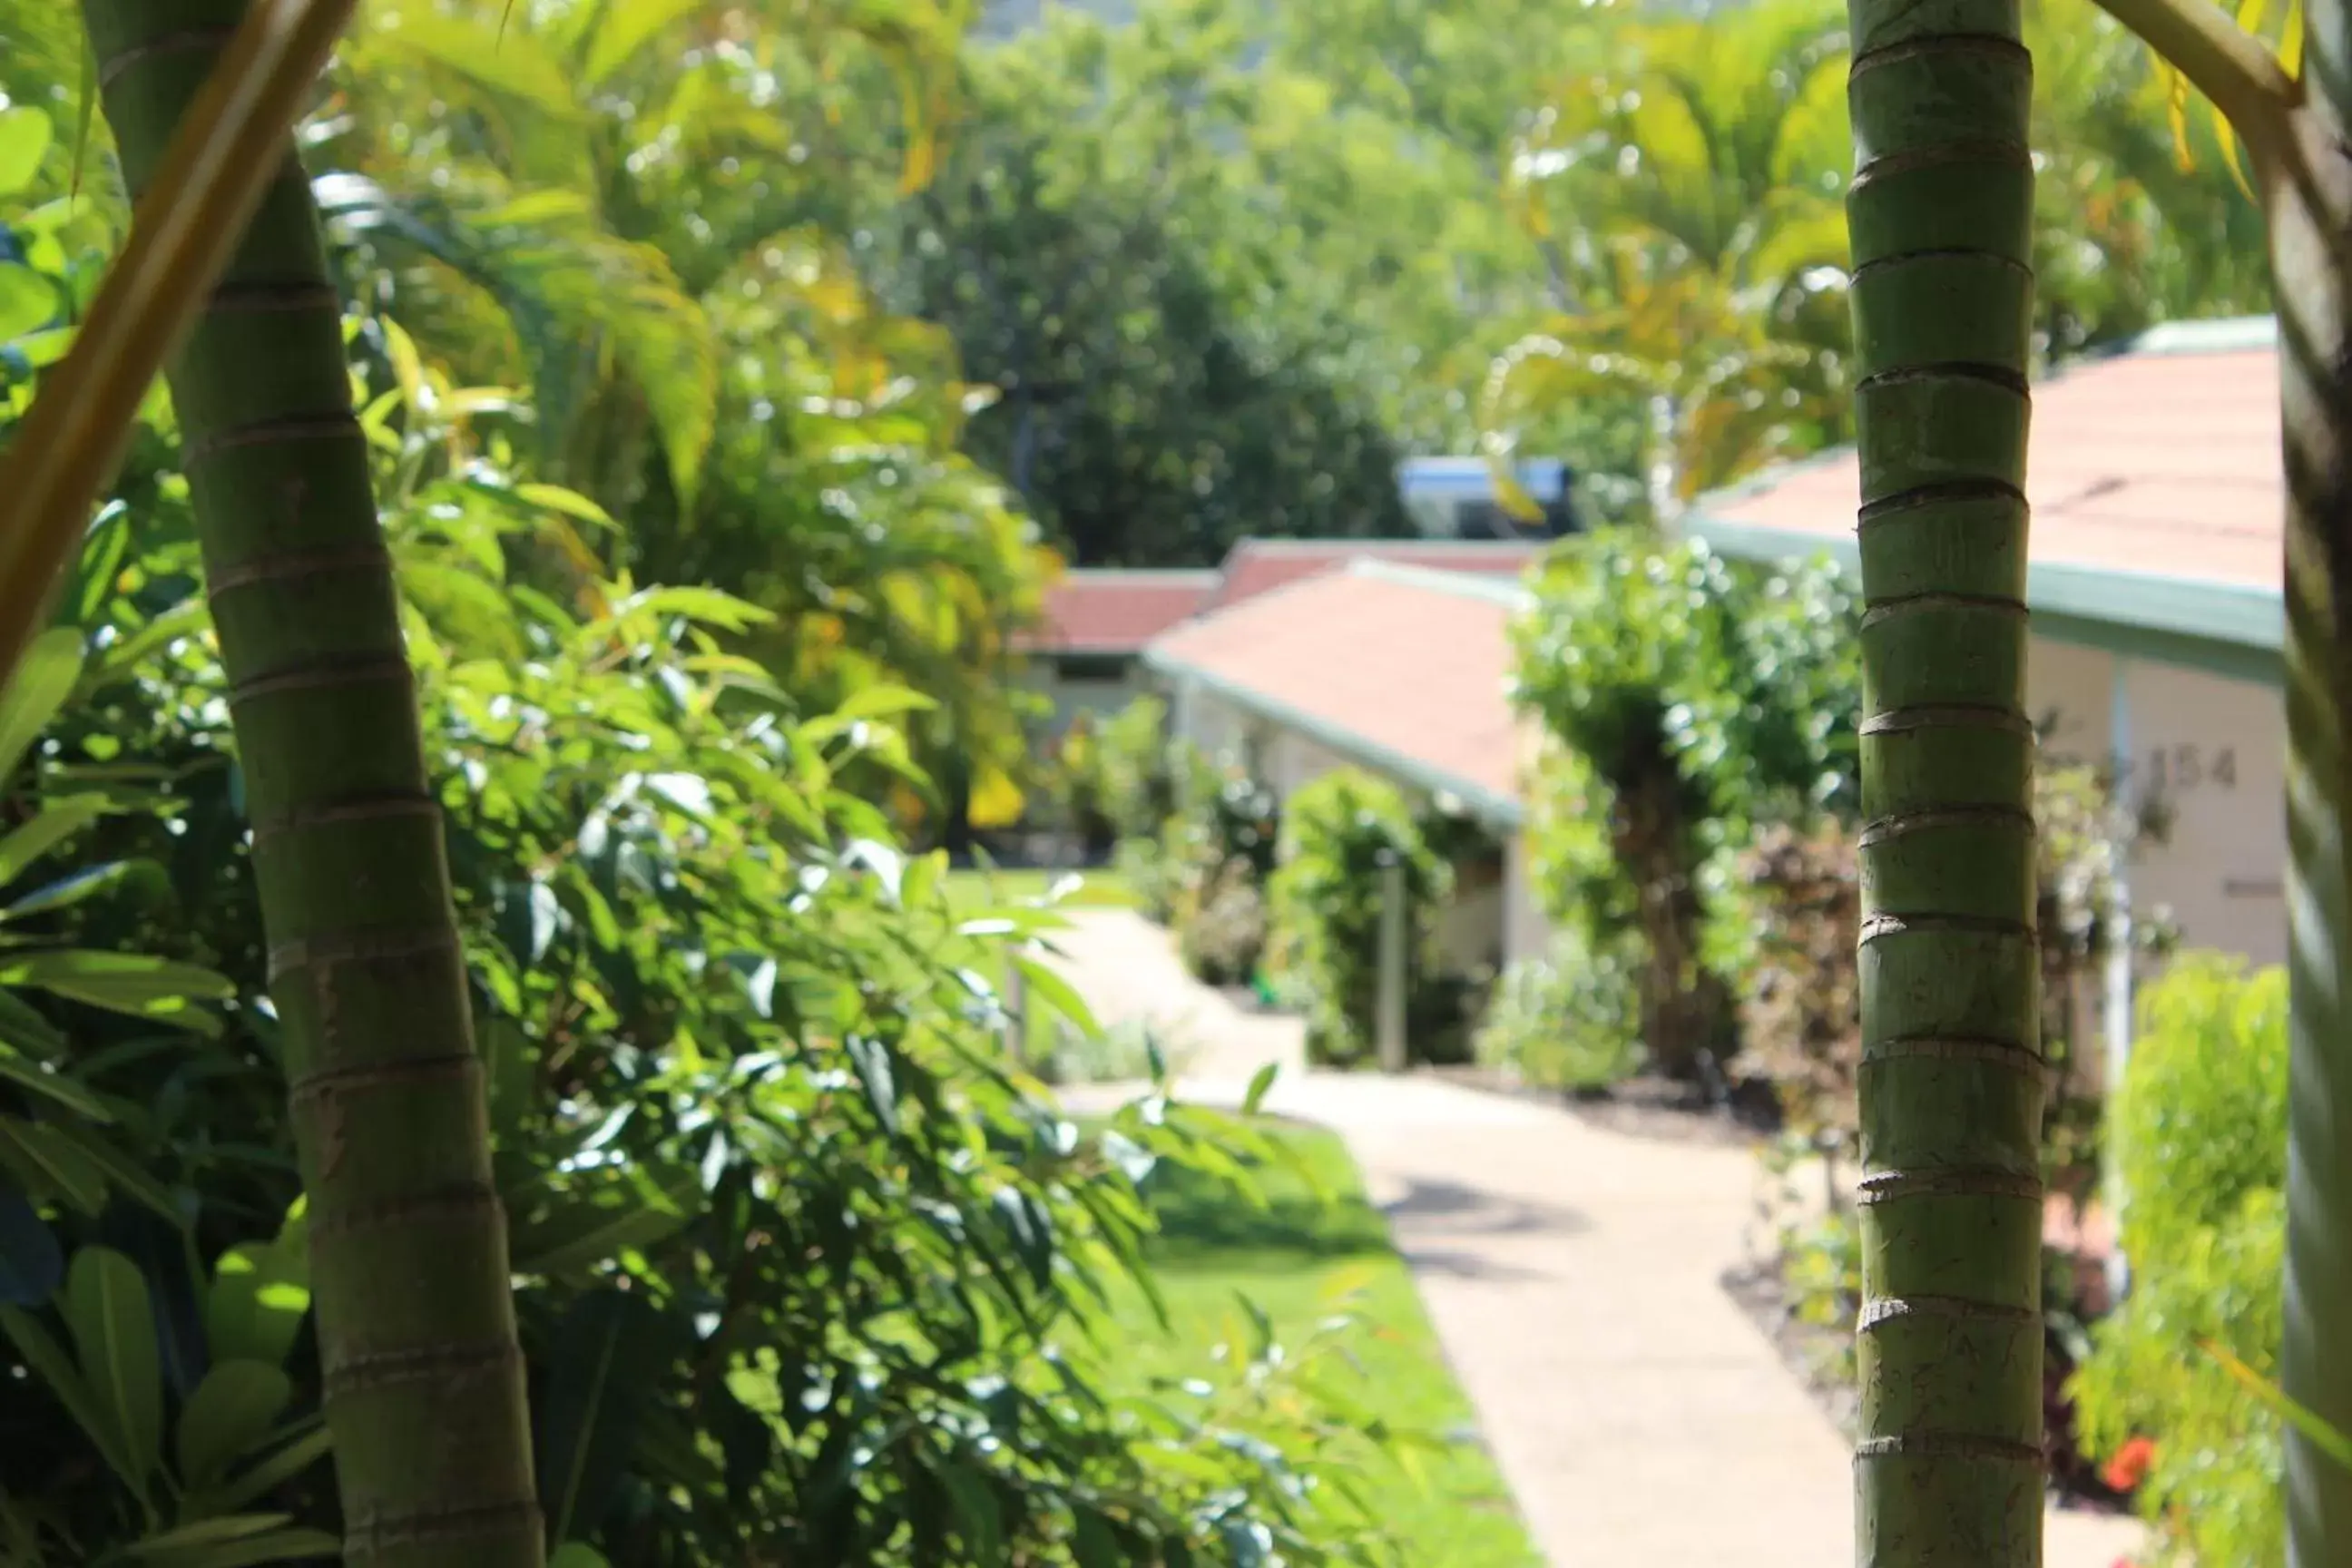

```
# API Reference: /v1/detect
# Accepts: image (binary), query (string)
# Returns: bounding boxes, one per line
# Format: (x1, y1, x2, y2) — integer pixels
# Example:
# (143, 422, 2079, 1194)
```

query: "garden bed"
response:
(1720, 1252, 2136, 1518)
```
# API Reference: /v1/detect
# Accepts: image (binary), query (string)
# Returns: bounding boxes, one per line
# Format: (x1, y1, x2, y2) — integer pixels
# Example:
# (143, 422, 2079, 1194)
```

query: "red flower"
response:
(2102, 1436, 2157, 1493)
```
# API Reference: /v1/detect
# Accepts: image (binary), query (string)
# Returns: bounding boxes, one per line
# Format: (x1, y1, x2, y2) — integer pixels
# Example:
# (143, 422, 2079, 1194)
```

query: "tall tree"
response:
(2076, 0, 2350, 1557)
(82, 1, 541, 1563)
(1842, 0, 2047, 1563)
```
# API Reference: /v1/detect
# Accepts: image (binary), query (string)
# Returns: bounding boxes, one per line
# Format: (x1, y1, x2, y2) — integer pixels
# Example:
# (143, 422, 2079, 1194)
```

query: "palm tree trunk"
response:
(81, 4, 543, 1563)
(1843, 3, 2046, 1563)
(2269, 61, 2352, 1560)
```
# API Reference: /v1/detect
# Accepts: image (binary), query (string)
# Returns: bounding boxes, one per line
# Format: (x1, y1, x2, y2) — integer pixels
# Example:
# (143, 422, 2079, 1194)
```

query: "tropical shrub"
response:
(1043, 694, 1185, 868)
(1175, 856, 1270, 987)
(1156, 757, 1282, 980)
(1714, 817, 1861, 1140)
(1473, 926, 1642, 1092)
(1042, 711, 1119, 858)
(1268, 769, 1450, 1067)
(2071, 955, 2290, 1565)
(1092, 693, 1182, 840)
(1509, 529, 1858, 1079)
(0, 187, 1404, 1560)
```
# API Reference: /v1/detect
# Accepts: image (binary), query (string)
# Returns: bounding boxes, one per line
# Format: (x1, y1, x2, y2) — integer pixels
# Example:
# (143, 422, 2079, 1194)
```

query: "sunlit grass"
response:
(1091, 1122, 1543, 1567)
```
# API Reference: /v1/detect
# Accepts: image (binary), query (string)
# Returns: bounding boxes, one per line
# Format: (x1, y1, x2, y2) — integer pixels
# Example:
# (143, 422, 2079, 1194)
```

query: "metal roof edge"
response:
(1140, 647, 1525, 830)
(1348, 556, 1537, 609)
(1050, 566, 1222, 586)
(1683, 515, 2285, 657)
(1221, 535, 1545, 559)
(2122, 315, 2278, 357)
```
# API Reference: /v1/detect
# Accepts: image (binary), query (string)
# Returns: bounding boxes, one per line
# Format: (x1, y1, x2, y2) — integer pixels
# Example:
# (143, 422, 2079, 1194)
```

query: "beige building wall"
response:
(2112, 661, 2287, 968)
(2028, 633, 2287, 970)
(1261, 730, 1350, 797)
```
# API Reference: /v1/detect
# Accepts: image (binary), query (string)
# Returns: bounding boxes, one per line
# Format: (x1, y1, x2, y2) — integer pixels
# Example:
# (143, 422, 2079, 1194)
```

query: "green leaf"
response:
(64, 1245, 164, 1488)
(1073, 1508, 1122, 1568)
(0, 797, 110, 887)
(122, 1513, 297, 1555)
(75, 600, 211, 696)
(0, 986, 66, 1056)
(509, 1165, 695, 1278)
(938, 1463, 1004, 1565)
(0, 949, 234, 1030)
(6, 859, 143, 920)
(833, 683, 937, 723)
(843, 1034, 899, 1136)
(0, 1117, 110, 1214)
(581, 0, 702, 84)
(989, 1187, 1054, 1291)
(1009, 954, 1098, 1038)
(126, 1524, 341, 1564)
(535, 1289, 678, 1542)
(0, 1301, 146, 1497)
(0, 630, 83, 781)
(2202, 1338, 2352, 1473)
(548, 1545, 612, 1568)
(177, 1362, 294, 1489)
(1241, 1061, 1280, 1117)
(608, 585, 773, 633)
(201, 1423, 332, 1515)
(514, 482, 616, 531)
(0, 263, 54, 343)
(0, 1041, 112, 1121)
(370, 9, 583, 118)
(61, 1130, 182, 1224)
(203, 1240, 310, 1370)
(0, 107, 52, 196)
(477, 1016, 536, 1146)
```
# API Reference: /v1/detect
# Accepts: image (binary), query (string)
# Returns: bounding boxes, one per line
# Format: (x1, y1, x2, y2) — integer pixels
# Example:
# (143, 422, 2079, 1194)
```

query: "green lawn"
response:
(1102, 1122, 1543, 1566)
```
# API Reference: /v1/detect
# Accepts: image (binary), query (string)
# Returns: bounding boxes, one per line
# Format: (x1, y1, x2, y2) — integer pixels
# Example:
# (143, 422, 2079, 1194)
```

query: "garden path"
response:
(1042, 909, 2146, 1568)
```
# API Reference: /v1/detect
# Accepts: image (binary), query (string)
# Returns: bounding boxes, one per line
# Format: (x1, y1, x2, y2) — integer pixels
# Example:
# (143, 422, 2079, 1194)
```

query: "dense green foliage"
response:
(1266, 770, 1449, 1068)
(875, 68, 1413, 565)
(1471, 926, 1642, 1093)
(0, 87, 1412, 1565)
(2073, 957, 2290, 1565)
(1504, 530, 1857, 1080)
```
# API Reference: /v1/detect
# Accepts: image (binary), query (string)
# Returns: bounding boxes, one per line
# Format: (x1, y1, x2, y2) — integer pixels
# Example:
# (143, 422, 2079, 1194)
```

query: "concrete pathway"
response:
(1040, 910, 2144, 1568)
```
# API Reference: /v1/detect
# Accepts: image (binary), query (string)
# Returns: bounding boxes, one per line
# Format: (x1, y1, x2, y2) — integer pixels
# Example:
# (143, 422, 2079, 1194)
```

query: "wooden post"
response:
(1377, 854, 1407, 1074)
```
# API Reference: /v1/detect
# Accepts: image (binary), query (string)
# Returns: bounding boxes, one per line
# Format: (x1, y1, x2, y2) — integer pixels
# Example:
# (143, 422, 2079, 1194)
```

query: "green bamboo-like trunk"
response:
(82, 3, 544, 1563)
(2271, 15, 2352, 1549)
(1844, 2, 2046, 1563)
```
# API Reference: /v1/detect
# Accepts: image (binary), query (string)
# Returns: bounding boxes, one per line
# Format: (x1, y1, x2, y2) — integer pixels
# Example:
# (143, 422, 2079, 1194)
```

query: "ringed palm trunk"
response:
(82, 3, 543, 1563)
(2063, 0, 2352, 1552)
(1843, 2, 2047, 1563)
(2269, 36, 2352, 1553)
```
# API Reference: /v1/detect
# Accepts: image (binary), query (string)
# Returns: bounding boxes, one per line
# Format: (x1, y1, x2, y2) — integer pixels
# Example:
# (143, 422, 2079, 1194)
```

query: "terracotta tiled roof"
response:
(1207, 538, 1544, 612)
(1020, 569, 1218, 653)
(1145, 562, 1530, 820)
(1696, 320, 2281, 593)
